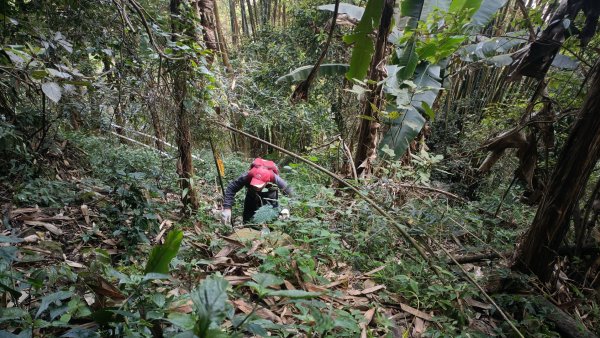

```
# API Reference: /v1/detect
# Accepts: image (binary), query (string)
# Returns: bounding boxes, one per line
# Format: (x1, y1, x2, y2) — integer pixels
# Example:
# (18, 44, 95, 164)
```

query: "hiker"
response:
(221, 158, 293, 224)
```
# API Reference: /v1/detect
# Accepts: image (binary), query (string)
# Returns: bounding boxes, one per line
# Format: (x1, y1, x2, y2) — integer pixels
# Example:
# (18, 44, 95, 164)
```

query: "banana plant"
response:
(276, 0, 509, 159)
(380, 0, 509, 159)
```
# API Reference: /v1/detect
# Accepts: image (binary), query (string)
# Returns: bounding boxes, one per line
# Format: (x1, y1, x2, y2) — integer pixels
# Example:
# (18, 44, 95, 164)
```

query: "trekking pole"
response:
(208, 135, 234, 230)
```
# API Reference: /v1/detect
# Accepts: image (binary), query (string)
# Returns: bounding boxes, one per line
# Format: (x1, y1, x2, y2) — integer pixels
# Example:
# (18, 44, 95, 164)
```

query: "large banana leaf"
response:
(379, 107, 426, 158)
(343, 0, 384, 81)
(457, 32, 579, 70)
(467, 0, 508, 30)
(275, 63, 349, 85)
(458, 32, 526, 62)
(318, 3, 364, 21)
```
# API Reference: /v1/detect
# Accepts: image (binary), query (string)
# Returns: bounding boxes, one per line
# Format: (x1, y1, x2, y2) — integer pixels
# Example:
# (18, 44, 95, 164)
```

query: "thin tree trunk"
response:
(228, 0, 238, 46)
(353, 0, 395, 177)
(213, 0, 233, 73)
(151, 61, 166, 152)
(512, 61, 600, 283)
(252, 0, 260, 30)
(240, 0, 249, 36)
(282, 2, 286, 28)
(246, 0, 257, 38)
(170, 0, 199, 211)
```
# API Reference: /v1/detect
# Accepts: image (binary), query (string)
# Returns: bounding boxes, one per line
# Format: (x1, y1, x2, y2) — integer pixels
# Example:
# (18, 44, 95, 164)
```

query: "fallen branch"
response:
(528, 296, 598, 338)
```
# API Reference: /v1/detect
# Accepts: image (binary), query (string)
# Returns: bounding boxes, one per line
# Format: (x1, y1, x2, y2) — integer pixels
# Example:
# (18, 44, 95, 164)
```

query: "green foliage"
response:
(251, 204, 280, 224)
(191, 275, 232, 338)
(14, 179, 77, 207)
(343, 0, 384, 81)
(145, 229, 184, 274)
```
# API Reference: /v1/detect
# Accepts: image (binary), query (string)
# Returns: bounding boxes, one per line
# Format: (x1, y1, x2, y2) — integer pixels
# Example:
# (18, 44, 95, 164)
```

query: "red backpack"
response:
(250, 158, 279, 175)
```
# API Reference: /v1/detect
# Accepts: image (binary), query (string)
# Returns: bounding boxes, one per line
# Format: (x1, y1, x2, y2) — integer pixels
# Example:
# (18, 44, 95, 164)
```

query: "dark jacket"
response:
(223, 173, 293, 223)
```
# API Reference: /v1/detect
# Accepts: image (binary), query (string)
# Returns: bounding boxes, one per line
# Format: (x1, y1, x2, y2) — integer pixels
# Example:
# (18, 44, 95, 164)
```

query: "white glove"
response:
(279, 208, 290, 220)
(221, 209, 231, 224)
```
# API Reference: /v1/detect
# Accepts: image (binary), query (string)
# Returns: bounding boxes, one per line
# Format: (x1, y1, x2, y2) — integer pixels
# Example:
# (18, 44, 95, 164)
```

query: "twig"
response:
(340, 137, 358, 181)
(494, 175, 517, 217)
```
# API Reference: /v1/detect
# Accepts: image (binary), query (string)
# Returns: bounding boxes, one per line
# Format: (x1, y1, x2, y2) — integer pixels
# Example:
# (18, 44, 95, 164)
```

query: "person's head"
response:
(248, 167, 274, 191)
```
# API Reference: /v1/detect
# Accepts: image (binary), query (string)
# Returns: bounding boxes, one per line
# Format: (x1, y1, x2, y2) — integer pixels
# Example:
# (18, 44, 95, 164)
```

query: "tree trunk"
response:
(353, 0, 395, 177)
(246, 0, 257, 38)
(251, 0, 260, 30)
(240, 0, 249, 37)
(213, 0, 233, 73)
(170, 0, 199, 211)
(228, 0, 238, 46)
(197, 0, 219, 63)
(512, 61, 600, 282)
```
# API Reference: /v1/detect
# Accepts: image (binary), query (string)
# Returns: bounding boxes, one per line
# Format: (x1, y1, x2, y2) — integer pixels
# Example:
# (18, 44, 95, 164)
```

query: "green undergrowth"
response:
(1, 133, 593, 337)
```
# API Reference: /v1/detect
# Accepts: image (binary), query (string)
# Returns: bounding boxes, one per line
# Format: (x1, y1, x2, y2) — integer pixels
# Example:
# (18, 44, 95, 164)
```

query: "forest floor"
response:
(2, 133, 599, 337)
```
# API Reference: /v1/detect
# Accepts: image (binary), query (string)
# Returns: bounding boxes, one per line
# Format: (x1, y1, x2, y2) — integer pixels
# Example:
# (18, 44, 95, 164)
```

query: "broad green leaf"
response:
(345, 35, 375, 81)
(467, 0, 507, 29)
(345, 0, 385, 80)
(167, 313, 195, 331)
(46, 68, 72, 79)
(318, 3, 364, 20)
(420, 0, 451, 21)
(551, 54, 579, 70)
(401, 0, 427, 22)
(31, 69, 48, 79)
(41, 82, 62, 103)
(396, 38, 419, 81)
(0, 307, 29, 323)
(265, 289, 322, 299)
(0, 281, 22, 299)
(275, 64, 349, 85)
(191, 275, 230, 338)
(251, 204, 279, 224)
(379, 108, 426, 159)
(449, 0, 481, 13)
(144, 229, 183, 274)
(252, 273, 284, 288)
(35, 290, 73, 318)
(421, 102, 435, 121)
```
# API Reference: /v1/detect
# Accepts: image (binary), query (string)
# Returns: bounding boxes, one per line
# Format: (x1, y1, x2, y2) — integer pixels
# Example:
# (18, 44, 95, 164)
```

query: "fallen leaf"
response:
(224, 275, 251, 285)
(80, 273, 126, 300)
(464, 297, 493, 310)
(169, 299, 193, 313)
(400, 303, 432, 321)
(284, 280, 296, 290)
(232, 299, 281, 323)
(65, 260, 85, 268)
(363, 307, 376, 325)
(363, 279, 377, 290)
(361, 284, 385, 294)
(364, 265, 386, 276)
(215, 245, 234, 258)
(81, 204, 90, 225)
(348, 289, 363, 296)
(245, 240, 261, 256)
(24, 220, 63, 236)
(23, 235, 39, 243)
